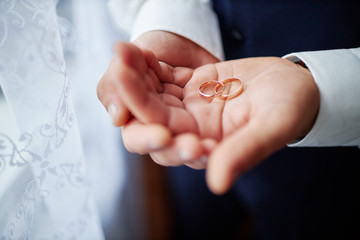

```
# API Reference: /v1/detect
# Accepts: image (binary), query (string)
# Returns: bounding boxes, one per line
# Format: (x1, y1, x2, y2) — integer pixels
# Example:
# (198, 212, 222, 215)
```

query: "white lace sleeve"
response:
(0, 1, 104, 238)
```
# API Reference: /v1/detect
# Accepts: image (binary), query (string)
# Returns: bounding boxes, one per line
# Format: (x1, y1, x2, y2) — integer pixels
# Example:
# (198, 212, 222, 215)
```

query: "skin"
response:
(97, 31, 320, 195)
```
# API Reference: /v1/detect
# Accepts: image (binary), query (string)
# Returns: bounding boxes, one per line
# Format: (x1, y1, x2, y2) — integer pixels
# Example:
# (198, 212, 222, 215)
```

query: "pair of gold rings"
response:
(198, 77, 245, 100)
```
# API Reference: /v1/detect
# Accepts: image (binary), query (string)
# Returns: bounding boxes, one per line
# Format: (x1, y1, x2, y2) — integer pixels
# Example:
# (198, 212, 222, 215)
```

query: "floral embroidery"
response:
(0, 0, 25, 47)
(0, 133, 41, 170)
(0, 0, 102, 238)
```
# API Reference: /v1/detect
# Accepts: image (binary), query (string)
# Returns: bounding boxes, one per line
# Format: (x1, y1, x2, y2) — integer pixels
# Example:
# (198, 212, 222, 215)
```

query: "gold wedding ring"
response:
(198, 77, 244, 100)
(198, 80, 225, 98)
(215, 77, 245, 100)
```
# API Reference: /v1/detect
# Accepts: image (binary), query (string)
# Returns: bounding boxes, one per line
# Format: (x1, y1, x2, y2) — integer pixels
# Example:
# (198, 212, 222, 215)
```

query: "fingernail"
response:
(108, 103, 117, 125)
(179, 150, 192, 162)
(149, 140, 161, 150)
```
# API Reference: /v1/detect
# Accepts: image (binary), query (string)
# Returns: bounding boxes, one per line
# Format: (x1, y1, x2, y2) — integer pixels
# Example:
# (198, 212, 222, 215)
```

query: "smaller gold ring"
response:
(215, 77, 244, 100)
(198, 80, 225, 98)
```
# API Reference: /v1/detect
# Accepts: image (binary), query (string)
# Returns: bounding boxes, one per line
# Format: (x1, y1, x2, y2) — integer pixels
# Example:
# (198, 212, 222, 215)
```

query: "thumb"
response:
(206, 117, 288, 195)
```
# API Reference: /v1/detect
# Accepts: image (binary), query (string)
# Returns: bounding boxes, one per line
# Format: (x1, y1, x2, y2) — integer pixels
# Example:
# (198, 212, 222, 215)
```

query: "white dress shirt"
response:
(108, 0, 360, 147)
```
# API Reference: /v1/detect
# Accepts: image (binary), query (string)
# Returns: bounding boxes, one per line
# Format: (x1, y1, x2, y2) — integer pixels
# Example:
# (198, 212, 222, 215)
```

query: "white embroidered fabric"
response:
(0, 0, 139, 239)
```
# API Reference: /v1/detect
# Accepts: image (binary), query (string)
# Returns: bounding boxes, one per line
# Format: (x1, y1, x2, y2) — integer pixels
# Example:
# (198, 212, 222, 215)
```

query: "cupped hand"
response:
(96, 31, 218, 127)
(97, 42, 319, 195)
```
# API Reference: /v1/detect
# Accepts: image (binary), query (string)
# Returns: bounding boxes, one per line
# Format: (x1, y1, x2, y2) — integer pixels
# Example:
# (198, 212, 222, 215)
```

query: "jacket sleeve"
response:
(107, 0, 224, 60)
(285, 48, 360, 147)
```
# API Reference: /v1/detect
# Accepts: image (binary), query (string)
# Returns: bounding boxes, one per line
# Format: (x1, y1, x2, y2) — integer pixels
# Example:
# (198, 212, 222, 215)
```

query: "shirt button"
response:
(231, 29, 243, 42)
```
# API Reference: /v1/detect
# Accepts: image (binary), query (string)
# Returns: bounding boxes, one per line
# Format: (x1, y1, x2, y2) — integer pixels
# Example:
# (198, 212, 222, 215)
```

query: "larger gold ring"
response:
(215, 77, 244, 100)
(198, 80, 225, 98)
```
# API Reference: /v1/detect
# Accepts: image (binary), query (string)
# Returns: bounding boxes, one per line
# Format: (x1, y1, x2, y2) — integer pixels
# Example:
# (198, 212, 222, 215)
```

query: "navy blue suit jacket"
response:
(168, 2, 360, 240)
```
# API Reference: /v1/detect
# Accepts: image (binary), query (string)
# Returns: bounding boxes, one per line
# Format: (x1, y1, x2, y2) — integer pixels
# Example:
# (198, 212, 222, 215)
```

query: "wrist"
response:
(133, 31, 219, 68)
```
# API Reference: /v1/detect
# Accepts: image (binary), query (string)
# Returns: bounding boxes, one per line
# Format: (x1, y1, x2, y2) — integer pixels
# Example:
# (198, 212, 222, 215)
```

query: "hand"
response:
(97, 31, 218, 126)
(133, 31, 219, 68)
(97, 42, 320, 195)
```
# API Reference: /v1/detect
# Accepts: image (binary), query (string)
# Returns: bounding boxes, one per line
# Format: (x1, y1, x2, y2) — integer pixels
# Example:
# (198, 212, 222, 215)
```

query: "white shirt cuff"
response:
(107, 0, 146, 35)
(284, 48, 360, 147)
(130, 0, 224, 60)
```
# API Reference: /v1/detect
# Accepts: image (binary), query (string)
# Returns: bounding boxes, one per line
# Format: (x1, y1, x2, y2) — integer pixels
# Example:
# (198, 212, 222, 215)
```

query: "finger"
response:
(147, 67, 163, 93)
(149, 133, 205, 167)
(114, 42, 161, 93)
(158, 62, 194, 88)
(141, 48, 162, 77)
(117, 65, 169, 125)
(141, 48, 163, 92)
(206, 115, 289, 195)
(184, 138, 217, 169)
(113, 42, 147, 73)
(119, 65, 198, 133)
(97, 42, 156, 126)
(162, 83, 183, 99)
(159, 93, 184, 108)
(122, 120, 172, 154)
(184, 158, 207, 169)
(97, 58, 131, 126)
